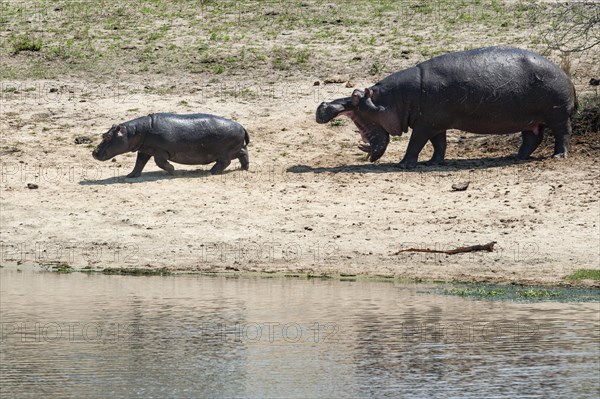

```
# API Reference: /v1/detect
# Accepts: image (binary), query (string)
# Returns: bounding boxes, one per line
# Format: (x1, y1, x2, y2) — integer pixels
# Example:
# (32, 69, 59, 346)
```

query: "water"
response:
(1, 267, 599, 399)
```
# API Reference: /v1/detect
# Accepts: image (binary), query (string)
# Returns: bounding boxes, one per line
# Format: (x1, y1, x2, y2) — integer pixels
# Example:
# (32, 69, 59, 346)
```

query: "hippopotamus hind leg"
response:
(210, 158, 231, 175)
(154, 150, 175, 175)
(425, 131, 447, 166)
(549, 120, 571, 158)
(127, 152, 151, 178)
(237, 146, 249, 170)
(517, 128, 544, 160)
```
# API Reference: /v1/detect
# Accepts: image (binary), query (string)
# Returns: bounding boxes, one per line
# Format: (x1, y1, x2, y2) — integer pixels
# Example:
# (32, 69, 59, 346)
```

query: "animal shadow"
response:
(79, 168, 240, 185)
(287, 155, 541, 175)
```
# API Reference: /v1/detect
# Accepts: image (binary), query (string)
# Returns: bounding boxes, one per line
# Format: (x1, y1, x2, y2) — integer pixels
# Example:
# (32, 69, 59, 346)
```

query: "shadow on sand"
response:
(286, 155, 542, 175)
(78, 168, 241, 185)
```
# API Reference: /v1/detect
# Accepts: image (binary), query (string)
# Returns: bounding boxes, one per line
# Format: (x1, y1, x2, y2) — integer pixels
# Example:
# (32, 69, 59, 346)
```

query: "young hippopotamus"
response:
(92, 113, 249, 177)
(316, 46, 577, 168)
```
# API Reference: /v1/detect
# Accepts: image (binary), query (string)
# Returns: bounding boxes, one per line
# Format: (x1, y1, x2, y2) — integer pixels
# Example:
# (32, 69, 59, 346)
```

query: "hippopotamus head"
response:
(92, 124, 136, 161)
(316, 88, 392, 162)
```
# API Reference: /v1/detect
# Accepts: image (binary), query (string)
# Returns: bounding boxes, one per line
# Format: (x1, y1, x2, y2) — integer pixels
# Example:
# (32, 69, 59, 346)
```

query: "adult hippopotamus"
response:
(92, 113, 249, 177)
(316, 46, 577, 168)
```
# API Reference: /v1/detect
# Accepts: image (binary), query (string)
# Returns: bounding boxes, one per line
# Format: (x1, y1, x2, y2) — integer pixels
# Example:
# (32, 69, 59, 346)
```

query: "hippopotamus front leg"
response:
(154, 150, 175, 175)
(127, 152, 151, 178)
(424, 131, 447, 166)
(399, 129, 436, 169)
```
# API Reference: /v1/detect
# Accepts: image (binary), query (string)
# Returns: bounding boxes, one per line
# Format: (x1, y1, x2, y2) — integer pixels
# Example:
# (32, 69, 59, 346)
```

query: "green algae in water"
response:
(101, 267, 172, 276)
(442, 284, 599, 302)
(52, 263, 73, 273)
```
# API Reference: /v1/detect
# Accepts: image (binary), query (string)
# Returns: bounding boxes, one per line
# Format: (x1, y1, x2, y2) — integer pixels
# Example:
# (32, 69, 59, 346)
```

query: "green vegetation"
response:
(572, 95, 600, 135)
(101, 267, 172, 276)
(2, 0, 595, 85)
(369, 61, 384, 76)
(212, 64, 225, 74)
(329, 118, 346, 127)
(566, 269, 600, 281)
(443, 284, 599, 302)
(9, 34, 42, 54)
(52, 263, 73, 273)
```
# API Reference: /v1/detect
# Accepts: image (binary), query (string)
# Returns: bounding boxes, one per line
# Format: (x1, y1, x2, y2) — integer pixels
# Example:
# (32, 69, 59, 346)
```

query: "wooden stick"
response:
(393, 241, 497, 255)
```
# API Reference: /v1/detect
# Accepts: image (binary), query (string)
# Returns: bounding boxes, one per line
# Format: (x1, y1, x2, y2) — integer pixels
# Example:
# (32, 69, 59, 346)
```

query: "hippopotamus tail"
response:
(244, 128, 250, 145)
(572, 83, 578, 116)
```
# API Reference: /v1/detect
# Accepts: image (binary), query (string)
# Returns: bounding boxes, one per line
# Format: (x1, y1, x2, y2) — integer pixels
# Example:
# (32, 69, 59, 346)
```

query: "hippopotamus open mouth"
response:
(316, 89, 391, 162)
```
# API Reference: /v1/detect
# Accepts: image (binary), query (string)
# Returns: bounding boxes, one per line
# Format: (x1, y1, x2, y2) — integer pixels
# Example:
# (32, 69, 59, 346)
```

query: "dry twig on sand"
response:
(393, 242, 497, 255)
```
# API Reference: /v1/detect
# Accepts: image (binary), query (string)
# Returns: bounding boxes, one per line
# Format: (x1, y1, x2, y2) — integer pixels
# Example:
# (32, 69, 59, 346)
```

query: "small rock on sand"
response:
(74, 136, 93, 144)
(324, 76, 346, 84)
(451, 181, 470, 191)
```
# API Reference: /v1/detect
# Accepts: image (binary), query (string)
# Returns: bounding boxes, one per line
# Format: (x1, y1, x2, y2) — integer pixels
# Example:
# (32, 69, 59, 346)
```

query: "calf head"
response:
(316, 88, 391, 162)
(92, 124, 138, 161)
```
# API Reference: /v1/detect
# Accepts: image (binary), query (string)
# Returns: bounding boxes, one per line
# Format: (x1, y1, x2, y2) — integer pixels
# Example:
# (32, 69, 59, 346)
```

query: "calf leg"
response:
(127, 152, 151, 178)
(210, 158, 232, 175)
(154, 151, 175, 175)
(517, 128, 544, 159)
(237, 146, 249, 170)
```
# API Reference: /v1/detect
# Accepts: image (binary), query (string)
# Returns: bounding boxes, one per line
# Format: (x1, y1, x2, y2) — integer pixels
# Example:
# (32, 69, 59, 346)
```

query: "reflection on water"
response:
(1, 267, 599, 398)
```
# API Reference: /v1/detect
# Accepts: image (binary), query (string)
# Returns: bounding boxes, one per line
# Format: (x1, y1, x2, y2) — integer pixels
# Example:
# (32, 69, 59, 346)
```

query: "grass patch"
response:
(329, 118, 346, 127)
(9, 35, 42, 54)
(1, 1, 596, 83)
(369, 61, 384, 75)
(212, 64, 225, 74)
(566, 269, 600, 281)
(572, 94, 600, 135)
(271, 47, 310, 71)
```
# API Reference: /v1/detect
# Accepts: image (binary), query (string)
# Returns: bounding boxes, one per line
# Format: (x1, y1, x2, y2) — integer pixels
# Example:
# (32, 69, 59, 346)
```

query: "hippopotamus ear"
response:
(364, 88, 385, 112)
(115, 125, 127, 137)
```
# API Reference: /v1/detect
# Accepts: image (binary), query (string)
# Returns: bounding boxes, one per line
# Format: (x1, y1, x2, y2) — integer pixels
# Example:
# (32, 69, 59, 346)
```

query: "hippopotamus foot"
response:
(126, 171, 141, 178)
(398, 158, 418, 169)
(398, 129, 430, 169)
(127, 152, 152, 178)
(210, 159, 231, 175)
(237, 147, 250, 170)
(154, 152, 175, 175)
